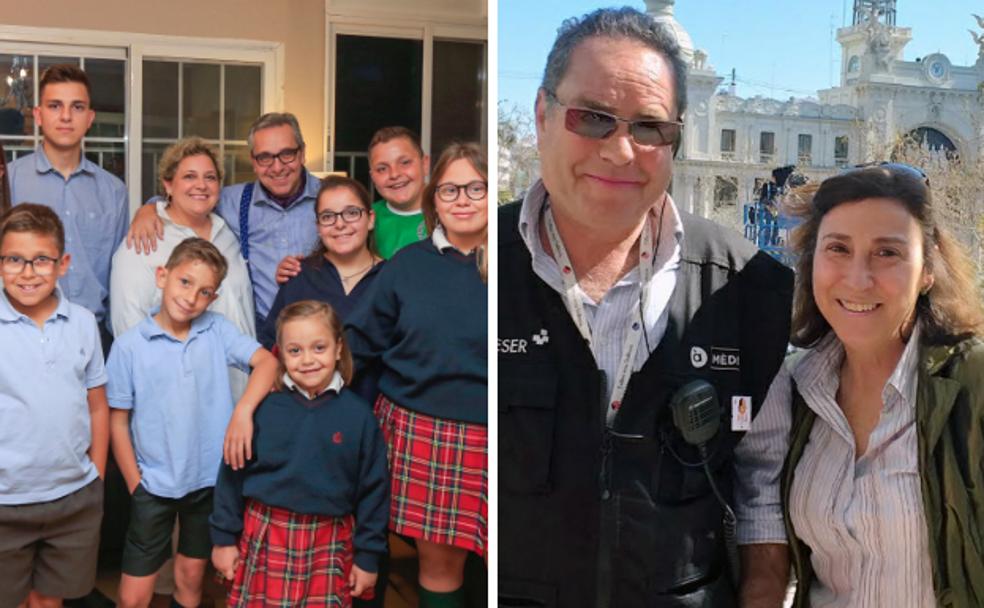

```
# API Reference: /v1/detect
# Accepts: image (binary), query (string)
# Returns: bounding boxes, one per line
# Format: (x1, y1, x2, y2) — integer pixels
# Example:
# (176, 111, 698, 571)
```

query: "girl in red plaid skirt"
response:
(210, 301, 390, 607)
(347, 143, 488, 607)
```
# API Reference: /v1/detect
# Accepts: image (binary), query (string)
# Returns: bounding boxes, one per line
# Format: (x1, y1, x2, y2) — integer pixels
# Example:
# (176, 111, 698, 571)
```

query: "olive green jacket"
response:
(780, 339, 984, 607)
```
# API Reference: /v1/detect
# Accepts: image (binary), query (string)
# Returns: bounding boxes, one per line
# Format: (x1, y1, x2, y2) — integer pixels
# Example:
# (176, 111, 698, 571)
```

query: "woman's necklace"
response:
(339, 256, 376, 282)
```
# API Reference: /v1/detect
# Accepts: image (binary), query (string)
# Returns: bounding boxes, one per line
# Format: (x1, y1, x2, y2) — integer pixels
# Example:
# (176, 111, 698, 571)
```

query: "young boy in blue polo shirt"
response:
(107, 237, 278, 608)
(0, 203, 109, 607)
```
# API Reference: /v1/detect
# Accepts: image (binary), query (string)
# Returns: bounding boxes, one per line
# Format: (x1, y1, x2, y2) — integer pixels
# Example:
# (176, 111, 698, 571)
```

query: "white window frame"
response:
(0, 25, 283, 213)
(324, 13, 486, 174)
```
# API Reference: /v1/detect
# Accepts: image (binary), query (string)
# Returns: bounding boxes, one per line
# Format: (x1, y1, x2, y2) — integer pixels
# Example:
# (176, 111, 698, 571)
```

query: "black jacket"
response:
(498, 201, 793, 607)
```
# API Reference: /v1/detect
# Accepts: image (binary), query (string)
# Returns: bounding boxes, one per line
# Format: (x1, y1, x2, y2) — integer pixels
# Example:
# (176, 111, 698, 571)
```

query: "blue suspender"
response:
(239, 182, 254, 261)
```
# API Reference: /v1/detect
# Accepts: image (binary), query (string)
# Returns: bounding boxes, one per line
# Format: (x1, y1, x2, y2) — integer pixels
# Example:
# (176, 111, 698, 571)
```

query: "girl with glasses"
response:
(346, 142, 488, 607)
(258, 176, 383, 401)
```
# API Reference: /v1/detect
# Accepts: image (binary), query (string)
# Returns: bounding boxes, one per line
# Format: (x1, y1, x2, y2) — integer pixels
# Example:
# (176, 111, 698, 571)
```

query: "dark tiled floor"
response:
(93, 534, 419, 608)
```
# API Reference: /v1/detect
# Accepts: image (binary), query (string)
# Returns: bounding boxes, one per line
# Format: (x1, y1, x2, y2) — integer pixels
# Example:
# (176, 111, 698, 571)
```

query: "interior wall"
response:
(0, 0, 328, 167)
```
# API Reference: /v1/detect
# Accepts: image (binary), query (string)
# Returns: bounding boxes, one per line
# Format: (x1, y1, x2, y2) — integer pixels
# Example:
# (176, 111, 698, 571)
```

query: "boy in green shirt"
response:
(367, 126, 430, 259)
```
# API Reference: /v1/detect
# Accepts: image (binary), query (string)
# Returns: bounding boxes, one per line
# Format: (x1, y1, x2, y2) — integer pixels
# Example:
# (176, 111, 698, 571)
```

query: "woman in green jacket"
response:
(734, 164, 984, 607)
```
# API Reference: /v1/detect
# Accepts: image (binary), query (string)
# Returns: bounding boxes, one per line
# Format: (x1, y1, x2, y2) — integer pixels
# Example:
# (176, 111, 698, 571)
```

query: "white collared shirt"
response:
(283, 370, 345, 400)
(517, 178, 684, 400)
(735, 326, 935, 607)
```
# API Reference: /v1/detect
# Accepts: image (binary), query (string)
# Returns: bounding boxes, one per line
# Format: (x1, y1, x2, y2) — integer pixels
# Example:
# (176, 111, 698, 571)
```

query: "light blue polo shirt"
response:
(106, 310, 260, 498)
(216, 171, 321, 321)
(8, 146, 129, 323)
(0, 287, 105, 505)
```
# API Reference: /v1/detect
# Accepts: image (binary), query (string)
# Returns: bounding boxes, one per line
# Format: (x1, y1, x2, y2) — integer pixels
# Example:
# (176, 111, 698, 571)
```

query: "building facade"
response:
(647, 0, 984, 223)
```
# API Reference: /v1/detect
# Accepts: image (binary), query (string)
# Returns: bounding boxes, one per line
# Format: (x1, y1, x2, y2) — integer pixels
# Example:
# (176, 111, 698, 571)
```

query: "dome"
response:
(644, 0, 695, 62)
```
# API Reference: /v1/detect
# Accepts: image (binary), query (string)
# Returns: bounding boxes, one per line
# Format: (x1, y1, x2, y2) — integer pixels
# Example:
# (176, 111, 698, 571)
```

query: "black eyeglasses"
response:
(844, 162, 929, 186)
(0, 254, 59, 276)
(544, 90, 683, 147)
(436, 180, 487, 203)
(252, 147, 301, 167)
(317, 206, 366, 227)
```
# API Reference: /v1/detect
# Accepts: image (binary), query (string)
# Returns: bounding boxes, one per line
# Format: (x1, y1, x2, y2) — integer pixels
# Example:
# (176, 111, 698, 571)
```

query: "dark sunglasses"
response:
(544, 90, 683, 147)
(843, 162, 929, 187)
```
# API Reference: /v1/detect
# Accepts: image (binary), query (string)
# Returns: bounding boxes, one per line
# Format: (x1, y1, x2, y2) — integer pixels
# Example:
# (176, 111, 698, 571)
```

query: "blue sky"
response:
(499, 0, 984, 108)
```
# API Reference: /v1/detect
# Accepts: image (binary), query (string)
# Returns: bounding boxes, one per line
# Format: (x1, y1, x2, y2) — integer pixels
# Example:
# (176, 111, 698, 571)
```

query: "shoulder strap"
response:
(239, 182, 255, 261)
(780, 376, 817, 607)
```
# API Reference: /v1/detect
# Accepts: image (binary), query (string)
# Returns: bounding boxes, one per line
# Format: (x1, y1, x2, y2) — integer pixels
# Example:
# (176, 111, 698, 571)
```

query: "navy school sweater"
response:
(209, 388, 389, 572)
(344, 238, 488, 424)
(259, 258, 384, 403)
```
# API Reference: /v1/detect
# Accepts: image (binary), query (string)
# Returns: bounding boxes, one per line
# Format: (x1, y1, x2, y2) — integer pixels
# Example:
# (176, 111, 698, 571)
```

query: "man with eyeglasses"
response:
(127, 112, 321, 329)
(498, 8, 793, 607)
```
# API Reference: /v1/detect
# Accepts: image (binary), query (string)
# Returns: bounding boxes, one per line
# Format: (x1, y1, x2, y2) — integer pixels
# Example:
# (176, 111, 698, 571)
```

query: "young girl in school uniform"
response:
(210, 299, 389, 607)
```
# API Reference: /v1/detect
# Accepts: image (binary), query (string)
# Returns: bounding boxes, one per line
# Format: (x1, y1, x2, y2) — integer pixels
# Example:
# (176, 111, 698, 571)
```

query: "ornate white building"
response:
(648, 0, 984, 219)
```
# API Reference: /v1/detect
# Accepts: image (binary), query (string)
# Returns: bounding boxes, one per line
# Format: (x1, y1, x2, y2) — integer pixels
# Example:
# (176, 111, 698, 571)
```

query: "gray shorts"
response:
(0, 478, 104, 605)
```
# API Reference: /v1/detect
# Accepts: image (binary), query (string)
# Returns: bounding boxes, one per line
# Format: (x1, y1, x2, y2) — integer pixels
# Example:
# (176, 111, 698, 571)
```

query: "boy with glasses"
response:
(0, 204, 109, 608)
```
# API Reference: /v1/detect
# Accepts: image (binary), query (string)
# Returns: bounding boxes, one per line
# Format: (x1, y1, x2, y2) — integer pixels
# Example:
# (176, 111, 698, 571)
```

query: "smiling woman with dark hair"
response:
(735, 164, 984, 608)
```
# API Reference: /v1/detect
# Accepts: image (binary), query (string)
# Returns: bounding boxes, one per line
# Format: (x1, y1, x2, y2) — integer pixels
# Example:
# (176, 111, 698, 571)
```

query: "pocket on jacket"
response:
(499, 362, 557, 494)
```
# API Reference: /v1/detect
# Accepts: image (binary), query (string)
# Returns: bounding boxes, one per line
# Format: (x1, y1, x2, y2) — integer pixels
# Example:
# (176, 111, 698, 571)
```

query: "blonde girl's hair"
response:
(273, 300, 354, 389)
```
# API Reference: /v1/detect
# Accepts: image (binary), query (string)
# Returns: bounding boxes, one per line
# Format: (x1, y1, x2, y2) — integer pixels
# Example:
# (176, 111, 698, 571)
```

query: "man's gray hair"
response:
(247, 112, 305, 151)
(541, 7, 688, 119)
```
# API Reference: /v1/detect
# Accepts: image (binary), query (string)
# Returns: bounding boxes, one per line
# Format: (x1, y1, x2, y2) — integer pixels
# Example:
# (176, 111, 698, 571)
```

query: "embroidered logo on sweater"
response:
(333, 432, 343, 444)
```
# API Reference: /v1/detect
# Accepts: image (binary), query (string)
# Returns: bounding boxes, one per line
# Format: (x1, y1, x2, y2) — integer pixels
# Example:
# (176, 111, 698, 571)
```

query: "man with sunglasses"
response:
(127, 112, 321, 329)
(498, 7, 793, 607)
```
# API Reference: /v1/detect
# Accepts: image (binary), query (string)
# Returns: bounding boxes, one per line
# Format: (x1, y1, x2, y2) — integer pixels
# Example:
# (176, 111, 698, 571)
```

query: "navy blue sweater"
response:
(209, 388, 389, 572)
(260, 258, 384, 403)
(345, 239, 487, 424)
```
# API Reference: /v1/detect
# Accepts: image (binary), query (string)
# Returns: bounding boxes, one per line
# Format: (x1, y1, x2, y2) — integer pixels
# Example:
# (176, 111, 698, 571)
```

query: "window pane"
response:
(333, 153, 371, 194)
(182, 63, 220, 139)
(39, 56, 78, 74)
(760, 132, 774, 153)
(224, 65, 261, 141)
(141, 141, 170, 203)
(335, 35, 422, 154)
(84, 143, 125, 181)
(432, 40, 485, 155)
(721, 129, 735, 152)
(0, 55, 33, 138)
(223, 145, 253, 187)
(86, 59, 125, 138)
(143, 61, 179, 139)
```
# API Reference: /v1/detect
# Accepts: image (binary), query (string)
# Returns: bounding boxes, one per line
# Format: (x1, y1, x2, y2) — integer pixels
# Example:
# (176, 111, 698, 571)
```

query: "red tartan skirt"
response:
(374, 395, 488, 557)
(226, 500, 357, 607)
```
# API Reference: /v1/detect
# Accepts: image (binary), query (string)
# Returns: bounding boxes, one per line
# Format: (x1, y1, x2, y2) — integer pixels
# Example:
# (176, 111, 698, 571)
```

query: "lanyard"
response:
(544, 207, 655, 427)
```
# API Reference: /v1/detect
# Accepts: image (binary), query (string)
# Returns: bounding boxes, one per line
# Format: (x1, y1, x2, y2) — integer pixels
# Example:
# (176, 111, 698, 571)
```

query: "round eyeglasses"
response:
(317, 206, 366, 227)
(436, 180, 487, 203)
(0, 254, 59, 276)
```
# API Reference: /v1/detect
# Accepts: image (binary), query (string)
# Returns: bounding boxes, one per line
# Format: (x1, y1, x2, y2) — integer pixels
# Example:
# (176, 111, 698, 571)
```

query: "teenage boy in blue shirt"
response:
(106, 237, 278, 608)
(0, 203, 109, 607)
(7, 64, 128, 330)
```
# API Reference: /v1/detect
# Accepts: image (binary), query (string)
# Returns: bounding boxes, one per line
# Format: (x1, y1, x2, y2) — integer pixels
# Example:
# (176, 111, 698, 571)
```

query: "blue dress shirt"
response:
(8, 146, 129, 323)
(216, 172, 322, 323)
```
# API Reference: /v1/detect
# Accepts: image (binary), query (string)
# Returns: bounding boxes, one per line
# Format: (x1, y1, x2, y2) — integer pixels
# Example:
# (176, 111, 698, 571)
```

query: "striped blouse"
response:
(734, 327, 936, 607)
